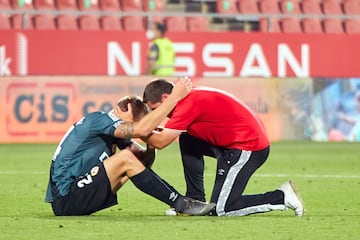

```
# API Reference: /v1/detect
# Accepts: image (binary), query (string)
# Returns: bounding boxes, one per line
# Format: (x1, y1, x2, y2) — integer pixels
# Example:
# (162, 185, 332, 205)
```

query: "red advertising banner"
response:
(0, 76, 311, 143)
(0, 76, 171, 143)
(0, 30, 360, 77)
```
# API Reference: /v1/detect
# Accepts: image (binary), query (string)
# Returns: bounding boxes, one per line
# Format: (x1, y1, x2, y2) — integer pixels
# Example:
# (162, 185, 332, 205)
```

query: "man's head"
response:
(143, 79, 174, 110)
(150, 22, 166, 39)
(117, 96, 150, 122)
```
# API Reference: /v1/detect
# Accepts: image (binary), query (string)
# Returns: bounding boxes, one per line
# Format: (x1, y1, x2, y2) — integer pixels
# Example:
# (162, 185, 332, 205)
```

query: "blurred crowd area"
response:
(0, 0, 359, 33)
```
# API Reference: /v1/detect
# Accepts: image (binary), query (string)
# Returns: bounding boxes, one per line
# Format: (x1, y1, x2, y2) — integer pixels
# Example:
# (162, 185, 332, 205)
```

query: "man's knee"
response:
(114, 149, 143, 168)
(117, 149, 135, 159)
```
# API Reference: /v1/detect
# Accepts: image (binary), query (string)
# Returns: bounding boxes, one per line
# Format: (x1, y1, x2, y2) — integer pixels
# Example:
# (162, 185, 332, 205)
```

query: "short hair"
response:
(117, 96, 150, 122)
(155, 22, 166, 35)
(143, 79, 173, 103)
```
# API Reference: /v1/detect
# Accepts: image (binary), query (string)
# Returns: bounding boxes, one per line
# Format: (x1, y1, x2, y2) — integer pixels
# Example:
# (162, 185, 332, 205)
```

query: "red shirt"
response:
(165, 87, 270, 151)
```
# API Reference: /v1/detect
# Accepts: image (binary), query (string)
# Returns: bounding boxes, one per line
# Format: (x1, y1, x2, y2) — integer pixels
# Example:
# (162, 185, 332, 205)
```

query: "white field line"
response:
(255, 173, 360, 179)
(0, 171, 359, 179)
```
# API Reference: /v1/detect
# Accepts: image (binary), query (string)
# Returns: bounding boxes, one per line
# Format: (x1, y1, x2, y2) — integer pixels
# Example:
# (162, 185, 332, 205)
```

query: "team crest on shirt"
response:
(90, 166, 99, 176)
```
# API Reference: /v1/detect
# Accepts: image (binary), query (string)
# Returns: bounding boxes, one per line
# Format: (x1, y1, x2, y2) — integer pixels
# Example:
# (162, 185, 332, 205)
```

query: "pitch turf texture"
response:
(1, 142, 359, 240)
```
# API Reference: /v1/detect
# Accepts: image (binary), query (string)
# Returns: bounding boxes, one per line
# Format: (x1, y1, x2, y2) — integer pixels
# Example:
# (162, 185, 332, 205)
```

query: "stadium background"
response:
(1, 0, 360, 143)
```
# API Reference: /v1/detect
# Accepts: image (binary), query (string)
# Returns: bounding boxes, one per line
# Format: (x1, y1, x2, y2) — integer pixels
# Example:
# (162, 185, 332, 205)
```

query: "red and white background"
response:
(1, 30, 360, 77)
(1, 30, 360, 143)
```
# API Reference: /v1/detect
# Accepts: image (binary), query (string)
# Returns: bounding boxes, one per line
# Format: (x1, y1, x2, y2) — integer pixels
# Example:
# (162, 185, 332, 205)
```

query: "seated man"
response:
(45, 78, 215, 216)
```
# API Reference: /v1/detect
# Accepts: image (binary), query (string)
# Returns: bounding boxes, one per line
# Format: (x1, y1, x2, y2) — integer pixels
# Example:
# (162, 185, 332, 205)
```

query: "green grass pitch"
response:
(0, 141, 359, 240)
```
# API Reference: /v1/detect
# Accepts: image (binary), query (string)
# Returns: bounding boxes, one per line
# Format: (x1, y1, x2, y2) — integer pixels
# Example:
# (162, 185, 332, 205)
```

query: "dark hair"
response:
(143, 79, 173, 103)
(117, 96, 150, 122)
(155, 22, 166, 35)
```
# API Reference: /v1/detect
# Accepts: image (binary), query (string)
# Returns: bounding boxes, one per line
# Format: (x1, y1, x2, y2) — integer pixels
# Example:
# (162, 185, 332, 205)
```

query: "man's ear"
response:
(161, 93, 169, 102)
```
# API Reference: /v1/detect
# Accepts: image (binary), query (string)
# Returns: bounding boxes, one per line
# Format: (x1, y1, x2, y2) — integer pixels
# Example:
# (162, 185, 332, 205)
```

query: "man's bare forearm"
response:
(116, 122, 135, 140)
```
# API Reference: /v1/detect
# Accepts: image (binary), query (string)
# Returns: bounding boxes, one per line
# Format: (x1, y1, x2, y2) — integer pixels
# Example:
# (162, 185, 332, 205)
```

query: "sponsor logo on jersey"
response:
(90, 166, 99, 176)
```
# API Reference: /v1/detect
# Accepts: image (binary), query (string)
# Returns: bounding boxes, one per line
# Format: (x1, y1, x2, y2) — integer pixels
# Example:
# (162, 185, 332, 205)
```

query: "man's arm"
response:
(114, 77, 192, 139)
(142, 128, 183, 150)
(146, 44, 158, 74)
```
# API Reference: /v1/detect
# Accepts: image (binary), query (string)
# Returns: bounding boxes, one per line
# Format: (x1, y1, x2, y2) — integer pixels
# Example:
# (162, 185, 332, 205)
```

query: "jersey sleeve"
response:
(87, 112, 122, 137)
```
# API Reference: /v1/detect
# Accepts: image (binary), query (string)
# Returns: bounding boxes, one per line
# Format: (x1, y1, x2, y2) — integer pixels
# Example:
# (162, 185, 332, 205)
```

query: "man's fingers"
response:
(127, 103, 133, 113)
(180, 76, 192, 92)
(184, 77, 192, 91)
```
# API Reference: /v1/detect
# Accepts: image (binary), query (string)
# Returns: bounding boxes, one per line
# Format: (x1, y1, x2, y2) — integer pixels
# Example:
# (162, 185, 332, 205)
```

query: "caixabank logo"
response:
(5, 80, 76, 142)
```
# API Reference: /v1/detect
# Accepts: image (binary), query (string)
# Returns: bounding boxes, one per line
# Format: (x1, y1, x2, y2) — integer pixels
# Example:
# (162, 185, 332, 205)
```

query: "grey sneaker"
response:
(175, 197, 216, 216)
(278, 180, 305, 217)
(164, 208, 177, 216)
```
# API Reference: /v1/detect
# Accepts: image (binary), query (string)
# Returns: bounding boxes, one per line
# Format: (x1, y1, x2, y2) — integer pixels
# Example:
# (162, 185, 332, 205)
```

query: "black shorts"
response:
(51, 162, 117, 216)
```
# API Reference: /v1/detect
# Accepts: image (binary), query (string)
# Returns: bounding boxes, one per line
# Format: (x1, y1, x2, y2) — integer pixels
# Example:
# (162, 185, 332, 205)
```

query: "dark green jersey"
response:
(45, 111, 131, 202)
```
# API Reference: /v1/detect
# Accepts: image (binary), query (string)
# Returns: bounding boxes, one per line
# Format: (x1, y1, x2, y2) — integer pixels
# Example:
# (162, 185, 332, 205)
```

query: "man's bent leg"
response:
(105, 149, 215, 215)
(179, 133, 220, 202)
(104, 149, 182, 207)
(212, 147, 286, 216)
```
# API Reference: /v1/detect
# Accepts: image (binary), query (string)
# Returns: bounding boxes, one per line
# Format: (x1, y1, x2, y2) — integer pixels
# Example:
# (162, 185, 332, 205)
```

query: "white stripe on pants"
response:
(216, 150, 285, 216)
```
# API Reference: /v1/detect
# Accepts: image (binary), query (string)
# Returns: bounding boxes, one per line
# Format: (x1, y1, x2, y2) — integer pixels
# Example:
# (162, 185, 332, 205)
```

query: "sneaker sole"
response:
(197, 203, 216, 216)
(176, 203, 216, 216)
(288, 180, 305, 217)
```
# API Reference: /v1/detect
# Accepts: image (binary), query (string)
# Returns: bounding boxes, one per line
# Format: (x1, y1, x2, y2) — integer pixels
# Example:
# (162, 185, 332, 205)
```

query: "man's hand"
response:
(128, 141, 156, 168)
(169, 76, 192, 101)
(114, 103, 133, 121)
(140, 145, 156, 168)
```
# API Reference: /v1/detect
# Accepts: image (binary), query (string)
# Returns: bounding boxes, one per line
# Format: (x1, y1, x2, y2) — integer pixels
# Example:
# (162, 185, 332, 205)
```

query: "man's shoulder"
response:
(149, 42, 159, 51)
(86, 111, 111, 120)
(153, 37, 173, 46)
(79, 111, 117, 129)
